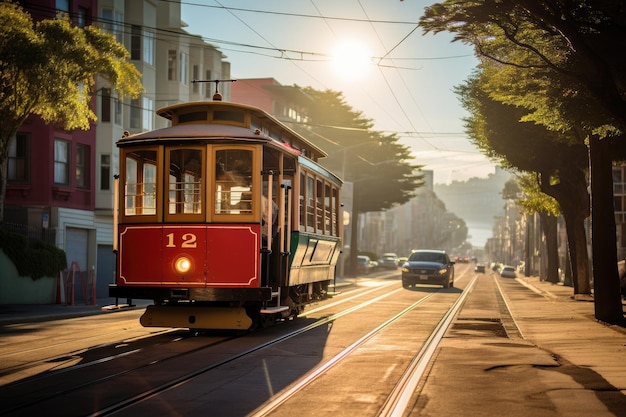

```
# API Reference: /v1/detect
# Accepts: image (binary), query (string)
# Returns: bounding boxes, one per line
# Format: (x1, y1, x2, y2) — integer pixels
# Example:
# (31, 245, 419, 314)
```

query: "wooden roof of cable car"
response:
(117, 100, 327, 162)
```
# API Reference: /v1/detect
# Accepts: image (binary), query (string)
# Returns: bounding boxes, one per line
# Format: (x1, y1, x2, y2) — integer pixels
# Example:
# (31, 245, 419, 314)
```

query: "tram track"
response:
(0, 277, 406, 417)
(90, 281, 409, 417)
(105, 273, 476, 416)
(0, 266, 514, 417)
(0, 327, 179, 384)
(248, 288, 445, 416)
(378, 274, 478, 417)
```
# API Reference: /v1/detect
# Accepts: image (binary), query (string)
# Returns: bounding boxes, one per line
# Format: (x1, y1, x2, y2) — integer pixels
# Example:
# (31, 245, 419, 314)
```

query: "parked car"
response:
(378, 253, 399, 270)
(401, 250, 455, 288)
(500, 266, 517, 278)
(474, 264, 486, 273)
(356, 255, 373, 275)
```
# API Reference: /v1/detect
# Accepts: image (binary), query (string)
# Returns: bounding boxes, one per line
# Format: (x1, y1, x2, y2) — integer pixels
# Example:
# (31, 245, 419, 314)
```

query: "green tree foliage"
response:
(421, 0, 625, 324)
(516, 174, 559, 218)
(0, 2, 144, 222)
(458, 71, 592, 294)
(421, 0, 626, 126)
(0, 228, 67, 279)
(299, 88, 423, 210)
(516, 173, 561, 283)
(501, 178, 520, 201)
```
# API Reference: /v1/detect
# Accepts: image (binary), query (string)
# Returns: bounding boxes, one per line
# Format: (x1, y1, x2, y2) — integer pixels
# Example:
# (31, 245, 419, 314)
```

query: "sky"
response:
(180, 0, 497, 185)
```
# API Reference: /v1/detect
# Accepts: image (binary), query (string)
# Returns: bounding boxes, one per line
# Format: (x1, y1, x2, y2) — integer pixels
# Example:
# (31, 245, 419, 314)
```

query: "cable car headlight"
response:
(174, 256, 192, 274)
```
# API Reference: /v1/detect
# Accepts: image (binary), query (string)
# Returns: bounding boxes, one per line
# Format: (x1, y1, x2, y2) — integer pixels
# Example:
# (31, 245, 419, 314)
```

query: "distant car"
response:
(356, 255, 373, 275)
(378, 253, 399, 269)
(401, 250, 454, 288)
(474, 264, 486, 273)
(500, 266, 517, 278)
(397, 256, 408, 267)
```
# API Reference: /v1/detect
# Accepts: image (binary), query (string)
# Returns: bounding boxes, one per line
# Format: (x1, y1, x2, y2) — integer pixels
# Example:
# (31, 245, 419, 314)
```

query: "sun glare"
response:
(330, 40, 372, 81)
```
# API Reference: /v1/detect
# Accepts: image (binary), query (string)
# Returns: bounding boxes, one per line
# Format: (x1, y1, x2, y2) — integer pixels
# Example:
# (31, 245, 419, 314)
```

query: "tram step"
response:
(260, 305, 290, 314)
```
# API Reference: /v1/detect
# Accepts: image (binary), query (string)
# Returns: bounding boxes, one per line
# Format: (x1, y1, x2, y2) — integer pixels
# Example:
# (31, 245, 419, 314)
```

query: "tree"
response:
(458, 72, 592, 295)
(289, 88, 423, 275)
(0, 2, 143, 222)
(421, 0, 625, 324)
(516, 173, 561, 284)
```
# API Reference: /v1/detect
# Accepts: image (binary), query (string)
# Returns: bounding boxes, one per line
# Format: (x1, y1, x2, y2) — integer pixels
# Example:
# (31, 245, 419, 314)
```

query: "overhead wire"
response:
(354, 0, 443, 152)
(27, 1, 480, 151)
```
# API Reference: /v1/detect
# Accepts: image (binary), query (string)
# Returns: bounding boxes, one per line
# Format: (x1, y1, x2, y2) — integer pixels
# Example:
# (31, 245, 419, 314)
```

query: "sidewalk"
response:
(0, 297, 149, 326)
(415, 274, 626, 417)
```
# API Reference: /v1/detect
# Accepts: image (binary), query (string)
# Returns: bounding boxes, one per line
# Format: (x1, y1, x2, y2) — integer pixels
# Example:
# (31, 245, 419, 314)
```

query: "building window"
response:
(131, 25, 141, 61)
(101, 88, 111, 122)
(77, 7, 89, 27)
(100, 154, 110, 191)
(143, 30, 154, 65)
(192, 65, 200, 93)
(114, 97, 122, 125)
(130, 98, 140, 129)
(205, 70, 212, 98)
(55, 0, 69, 13)
(168, 50, 177, 81)
(101, 8, 123, 43)
(76, 144, 89, 188)
(179, 52, 188, 84)
(142, 97, 154, 131)
(54, 139, 70, 185)
(8, 133, 30, 183)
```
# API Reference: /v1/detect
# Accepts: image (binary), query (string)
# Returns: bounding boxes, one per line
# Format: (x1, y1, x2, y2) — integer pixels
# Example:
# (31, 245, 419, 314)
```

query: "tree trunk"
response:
(560, 208, 591, 294)
(540, 212, 560, 283)
(540, 169, 591, 294)
(0, 150, 7, 224)
(589, 135, 624, 324)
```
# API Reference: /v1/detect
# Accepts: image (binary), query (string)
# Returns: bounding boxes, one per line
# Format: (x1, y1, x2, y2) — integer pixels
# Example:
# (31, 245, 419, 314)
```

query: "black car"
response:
(402, 250, 455, 288)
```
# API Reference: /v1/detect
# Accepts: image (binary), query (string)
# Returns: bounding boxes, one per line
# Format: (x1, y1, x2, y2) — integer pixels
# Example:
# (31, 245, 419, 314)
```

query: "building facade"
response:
(6, 0, 230, 299)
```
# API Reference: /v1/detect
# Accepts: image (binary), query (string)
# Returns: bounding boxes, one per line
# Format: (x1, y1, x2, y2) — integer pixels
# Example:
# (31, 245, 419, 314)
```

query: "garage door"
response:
(66, 227, 88, 272)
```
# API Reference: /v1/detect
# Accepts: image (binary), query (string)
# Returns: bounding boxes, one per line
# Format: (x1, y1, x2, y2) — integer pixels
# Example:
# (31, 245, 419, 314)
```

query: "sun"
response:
(330, 39, 372, 81)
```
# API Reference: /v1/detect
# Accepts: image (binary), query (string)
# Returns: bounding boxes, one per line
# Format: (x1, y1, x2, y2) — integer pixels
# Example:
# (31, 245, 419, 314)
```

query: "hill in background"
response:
(434, 167, 512, 249)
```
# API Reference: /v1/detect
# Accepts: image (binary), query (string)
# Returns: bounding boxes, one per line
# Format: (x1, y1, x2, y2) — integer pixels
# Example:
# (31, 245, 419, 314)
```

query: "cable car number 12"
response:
(165, 233, 197, 248)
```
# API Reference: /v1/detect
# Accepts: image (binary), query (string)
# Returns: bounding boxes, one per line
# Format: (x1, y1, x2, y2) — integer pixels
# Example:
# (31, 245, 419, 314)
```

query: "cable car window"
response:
(299, 172, 305, 228)
(215, 149, 253, 215)
(306, 175, 315, 231)
(168, 148, 202, 214)
(213, 110, 245, 124)
(316, 179, 324, 232)
(125, 150, 157, 215)
(332, 186, 339, 236)
(178, 111, 207, 123)
(325, 183, 332, 234)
